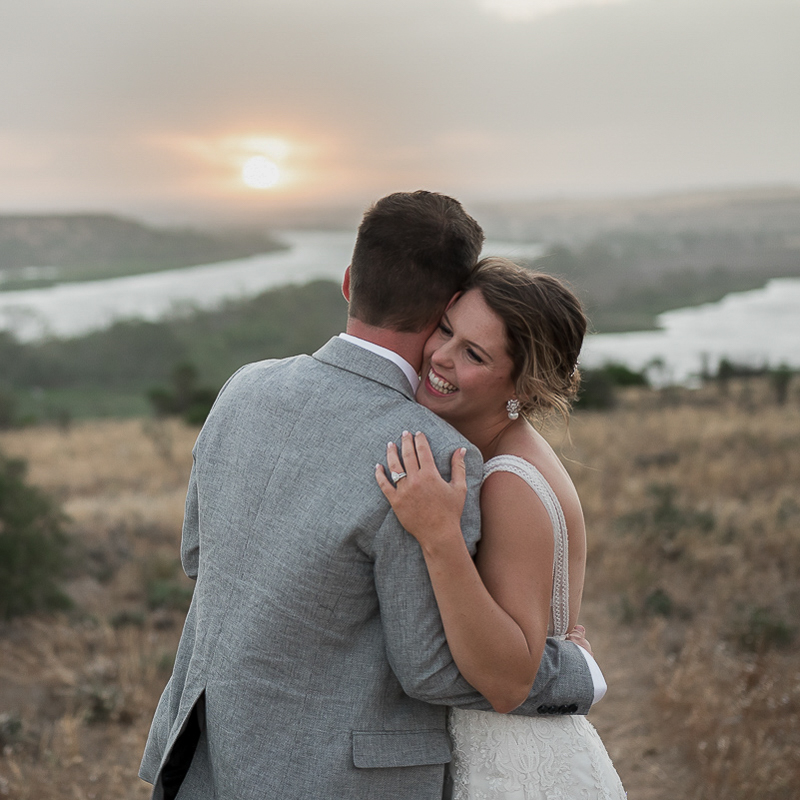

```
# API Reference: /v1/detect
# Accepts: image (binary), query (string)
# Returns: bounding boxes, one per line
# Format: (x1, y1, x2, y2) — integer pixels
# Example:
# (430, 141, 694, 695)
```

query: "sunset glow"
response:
(478, 0, 627, 21)
(242, 156, 281, 189)
(3, 0, 797, 219)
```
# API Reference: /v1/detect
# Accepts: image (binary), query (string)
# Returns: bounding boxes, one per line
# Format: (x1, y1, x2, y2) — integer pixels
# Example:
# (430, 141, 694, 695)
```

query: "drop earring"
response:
(506, 398, 520, 420)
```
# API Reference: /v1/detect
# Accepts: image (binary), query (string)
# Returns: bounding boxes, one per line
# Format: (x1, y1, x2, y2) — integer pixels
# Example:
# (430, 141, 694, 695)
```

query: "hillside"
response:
(0, 377, 797, 799)
(0, 214, 284, 289)
(1, 187, 799, 338)
(476, 187, 800, 331)
(0, 279, 348, 423)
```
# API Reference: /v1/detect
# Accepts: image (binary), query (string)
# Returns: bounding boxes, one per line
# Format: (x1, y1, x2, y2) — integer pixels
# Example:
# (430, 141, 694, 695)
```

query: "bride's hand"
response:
(375, 431, 467, 549)
(566, 624, 593, 656)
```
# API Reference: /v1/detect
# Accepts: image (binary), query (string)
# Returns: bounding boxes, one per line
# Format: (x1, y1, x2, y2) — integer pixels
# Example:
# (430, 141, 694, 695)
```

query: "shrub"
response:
(643, 587, 674, 617)
(142, 556, 193, 611)
(0, 387, 18, 429)
(147, 362, 217, 425)
(769, 364, 793, 405)
(599, 362, 649, 387)
(0, 451, 71, 618)
(617, 483, 715, 557)
(576, 362, 649, 410)
(729, 605, 796, 654)
(575, 369, 616, 409)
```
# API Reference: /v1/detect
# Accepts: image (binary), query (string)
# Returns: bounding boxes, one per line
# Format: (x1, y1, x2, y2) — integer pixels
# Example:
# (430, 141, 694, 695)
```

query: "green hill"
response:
(0, 214, 284, 289)
(0, 279, 348, 422)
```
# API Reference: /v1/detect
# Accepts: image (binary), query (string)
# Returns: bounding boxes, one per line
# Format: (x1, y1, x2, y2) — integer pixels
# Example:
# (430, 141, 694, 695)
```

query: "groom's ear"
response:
(342, 266, 351, 302)
(444, 291, 462, 311)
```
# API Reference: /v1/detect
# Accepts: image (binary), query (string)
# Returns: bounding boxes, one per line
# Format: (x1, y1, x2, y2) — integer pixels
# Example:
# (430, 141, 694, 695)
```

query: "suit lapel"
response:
(312, 337, 416, 401)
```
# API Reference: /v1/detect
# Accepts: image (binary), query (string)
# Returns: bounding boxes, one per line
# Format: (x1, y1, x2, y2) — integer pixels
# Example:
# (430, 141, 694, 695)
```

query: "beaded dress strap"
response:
(482, 454, 570, 637)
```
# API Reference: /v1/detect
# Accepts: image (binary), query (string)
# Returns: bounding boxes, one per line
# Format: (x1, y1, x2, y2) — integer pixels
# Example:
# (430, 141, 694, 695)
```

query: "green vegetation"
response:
(527, 229, 800, 332)
(142, 556, 194, 612)
(1, 279, 347, 422)
(729, 605, 796, 654)
(575, 362, 649, 410)
(616, 482, 716, 558)
(147, 363, 218, 425)
(0, 214, 284, 288)
(479, 188, 800, 331)
(1, 190, 798, 422)
(0, 452, 70, 618)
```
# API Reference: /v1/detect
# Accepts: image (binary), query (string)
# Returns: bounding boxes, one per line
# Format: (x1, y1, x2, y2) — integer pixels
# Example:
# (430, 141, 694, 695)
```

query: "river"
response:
(0, 230, 543, 342)
(579, 277, 800, 384)
(1, 229, 797, 384)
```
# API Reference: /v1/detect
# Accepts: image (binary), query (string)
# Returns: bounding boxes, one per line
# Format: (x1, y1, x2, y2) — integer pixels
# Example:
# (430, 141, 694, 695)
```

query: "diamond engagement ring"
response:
(390, 471, 407, 482)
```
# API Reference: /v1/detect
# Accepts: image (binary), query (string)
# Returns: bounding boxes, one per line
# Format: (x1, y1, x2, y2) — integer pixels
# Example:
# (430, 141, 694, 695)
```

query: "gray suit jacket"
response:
(139, 336, 593, 800)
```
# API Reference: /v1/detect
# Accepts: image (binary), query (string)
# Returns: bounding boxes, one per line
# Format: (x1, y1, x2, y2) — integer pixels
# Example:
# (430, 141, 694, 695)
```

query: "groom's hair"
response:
(348, 191, 484, 332)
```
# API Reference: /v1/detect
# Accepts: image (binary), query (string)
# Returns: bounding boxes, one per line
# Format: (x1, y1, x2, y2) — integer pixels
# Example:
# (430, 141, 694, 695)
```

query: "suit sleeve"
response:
(179, 362, 257, 582)
(372, 443, 595, 716)
(180, 458, 200, 581)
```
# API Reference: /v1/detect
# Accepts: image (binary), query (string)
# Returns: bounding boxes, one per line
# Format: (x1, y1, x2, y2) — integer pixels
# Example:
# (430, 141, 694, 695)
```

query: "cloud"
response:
(0, 0, 798, 218)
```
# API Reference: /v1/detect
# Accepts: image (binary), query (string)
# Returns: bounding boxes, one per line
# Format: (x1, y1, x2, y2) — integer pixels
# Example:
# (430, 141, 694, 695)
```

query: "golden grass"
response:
(563, 379, 800, 799)
(0, 419, 196, 799)
(0, 378, 797, 799)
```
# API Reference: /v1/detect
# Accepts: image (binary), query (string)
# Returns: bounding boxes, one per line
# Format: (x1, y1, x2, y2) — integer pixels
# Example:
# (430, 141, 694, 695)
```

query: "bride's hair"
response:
(463, 257, 587, 422)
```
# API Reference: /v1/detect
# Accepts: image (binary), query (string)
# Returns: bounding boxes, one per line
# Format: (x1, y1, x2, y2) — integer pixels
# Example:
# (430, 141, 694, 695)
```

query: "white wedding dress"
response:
(448, 455, 626, 800)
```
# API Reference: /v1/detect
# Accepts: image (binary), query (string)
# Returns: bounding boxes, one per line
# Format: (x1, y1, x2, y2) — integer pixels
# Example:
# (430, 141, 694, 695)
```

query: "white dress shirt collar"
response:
(338, 333, 420, 393)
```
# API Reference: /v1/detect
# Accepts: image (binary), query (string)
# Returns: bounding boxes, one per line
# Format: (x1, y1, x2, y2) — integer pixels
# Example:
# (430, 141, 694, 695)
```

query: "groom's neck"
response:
(344, 317, 433, 374)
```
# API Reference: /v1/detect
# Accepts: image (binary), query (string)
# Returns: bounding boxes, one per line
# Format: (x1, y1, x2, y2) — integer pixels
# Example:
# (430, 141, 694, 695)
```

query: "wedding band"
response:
(390, 471, 407, 482)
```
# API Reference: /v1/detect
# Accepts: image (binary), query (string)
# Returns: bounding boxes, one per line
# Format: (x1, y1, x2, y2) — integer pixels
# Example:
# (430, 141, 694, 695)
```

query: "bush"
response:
(729, 605, 795, 654)
(0, 387, 17, 429)
(616, 483, 715, 560)
(575, 362, 649, 410)
(0, 452, 71, 618)
(147, 362, 217, 425)
(770, 364, 794, 405)
(599, 362, 649, 387)
(575, 369, 616, 409)
(142, 556, 193, 611)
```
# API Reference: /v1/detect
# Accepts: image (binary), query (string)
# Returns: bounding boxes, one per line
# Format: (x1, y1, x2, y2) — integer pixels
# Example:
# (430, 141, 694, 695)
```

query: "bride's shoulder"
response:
(487, 423, 555, 476)
(486, 427, 581, 513)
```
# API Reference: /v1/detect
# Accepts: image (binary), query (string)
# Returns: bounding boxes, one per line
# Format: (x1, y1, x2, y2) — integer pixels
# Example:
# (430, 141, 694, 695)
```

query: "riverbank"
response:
(0, 214, 284, 291)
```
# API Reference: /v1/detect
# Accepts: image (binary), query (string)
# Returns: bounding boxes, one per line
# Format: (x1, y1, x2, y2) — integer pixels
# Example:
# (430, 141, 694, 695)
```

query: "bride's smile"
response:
(416, 288, 517, 430)
(426, 366, 457, 395)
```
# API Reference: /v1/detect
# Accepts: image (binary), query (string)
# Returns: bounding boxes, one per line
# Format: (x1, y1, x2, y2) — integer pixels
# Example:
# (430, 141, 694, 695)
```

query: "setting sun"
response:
(242, 156, 281, 189)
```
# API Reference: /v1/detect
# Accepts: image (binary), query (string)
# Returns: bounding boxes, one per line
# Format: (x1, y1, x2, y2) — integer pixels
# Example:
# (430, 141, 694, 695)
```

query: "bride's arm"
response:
(376, 431, 555, 713)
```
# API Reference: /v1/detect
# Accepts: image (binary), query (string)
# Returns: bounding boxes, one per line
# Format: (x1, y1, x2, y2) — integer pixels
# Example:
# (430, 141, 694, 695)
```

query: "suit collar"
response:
(338, 333, 420, 392)
(312, 336, 416, 401)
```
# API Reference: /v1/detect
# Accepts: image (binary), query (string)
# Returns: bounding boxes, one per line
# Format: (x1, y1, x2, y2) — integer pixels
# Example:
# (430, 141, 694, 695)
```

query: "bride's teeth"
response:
(428, 368, 457, 394)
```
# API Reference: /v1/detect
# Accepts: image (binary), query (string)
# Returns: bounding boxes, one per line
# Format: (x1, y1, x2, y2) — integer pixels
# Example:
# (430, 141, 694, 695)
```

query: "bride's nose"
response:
(430, 341, 454, 369)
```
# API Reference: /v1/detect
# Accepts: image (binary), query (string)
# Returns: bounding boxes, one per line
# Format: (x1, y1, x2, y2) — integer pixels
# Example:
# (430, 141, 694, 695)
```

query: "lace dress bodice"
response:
(448, 455, 626, 800)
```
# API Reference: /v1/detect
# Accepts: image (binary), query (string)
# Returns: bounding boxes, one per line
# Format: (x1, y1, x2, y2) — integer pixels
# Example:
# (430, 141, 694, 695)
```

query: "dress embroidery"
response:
(449, 455, 626, 800)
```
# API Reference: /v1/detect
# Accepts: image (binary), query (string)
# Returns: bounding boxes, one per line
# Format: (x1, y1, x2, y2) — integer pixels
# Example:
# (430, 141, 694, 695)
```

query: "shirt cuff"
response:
(575, 645, 608, 705)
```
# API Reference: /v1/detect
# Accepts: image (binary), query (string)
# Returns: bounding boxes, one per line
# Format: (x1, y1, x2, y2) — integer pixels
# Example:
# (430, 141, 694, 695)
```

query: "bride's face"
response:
(416, 288, 517, 425)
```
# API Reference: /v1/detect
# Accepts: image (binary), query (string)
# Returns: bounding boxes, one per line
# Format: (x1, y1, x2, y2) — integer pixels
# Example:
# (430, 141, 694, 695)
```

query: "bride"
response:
(376, 257, 626, 799)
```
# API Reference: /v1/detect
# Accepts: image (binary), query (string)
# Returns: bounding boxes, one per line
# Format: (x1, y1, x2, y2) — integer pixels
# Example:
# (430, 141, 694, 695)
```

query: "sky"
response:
(1, 0, 799, 223)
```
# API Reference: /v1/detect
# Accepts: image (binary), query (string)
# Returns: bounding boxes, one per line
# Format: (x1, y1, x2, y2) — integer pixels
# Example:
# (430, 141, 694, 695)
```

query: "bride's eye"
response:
(467, 348, 483, 363)
(438, 322, 452, 336)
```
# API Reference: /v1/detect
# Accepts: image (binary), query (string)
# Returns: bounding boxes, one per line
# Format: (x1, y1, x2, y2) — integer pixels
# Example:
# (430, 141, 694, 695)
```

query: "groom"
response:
(139, 190, 597, 800)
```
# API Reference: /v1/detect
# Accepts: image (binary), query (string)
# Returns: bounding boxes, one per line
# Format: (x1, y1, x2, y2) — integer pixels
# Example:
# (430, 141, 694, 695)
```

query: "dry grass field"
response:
(0, 377, 798, 799)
